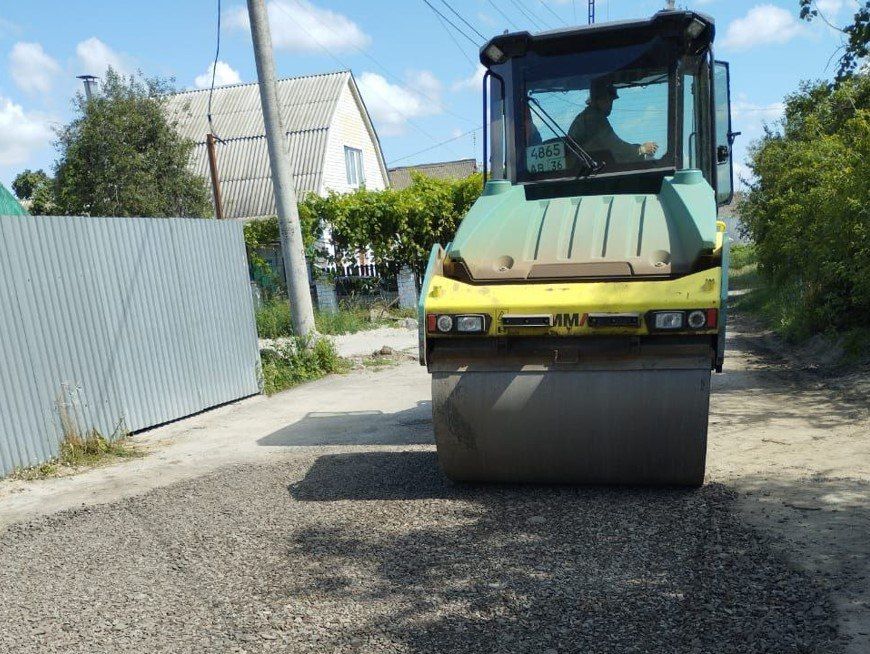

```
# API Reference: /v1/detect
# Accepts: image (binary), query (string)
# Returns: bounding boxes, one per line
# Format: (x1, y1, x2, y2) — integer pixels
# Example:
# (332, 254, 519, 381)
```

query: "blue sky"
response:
(0, 0, 855, 191)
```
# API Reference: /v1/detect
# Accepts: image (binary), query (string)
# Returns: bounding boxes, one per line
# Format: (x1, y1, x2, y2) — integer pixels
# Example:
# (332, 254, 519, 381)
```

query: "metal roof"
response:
(164, 71, 350, 219)
(0, 183, 28, 216)
(388, 158, 479, 190)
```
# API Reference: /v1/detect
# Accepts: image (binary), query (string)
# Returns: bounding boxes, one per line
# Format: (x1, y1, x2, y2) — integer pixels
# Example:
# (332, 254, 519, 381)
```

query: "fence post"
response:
(315, 277, 339, 315)
(397, 266, 418, 310)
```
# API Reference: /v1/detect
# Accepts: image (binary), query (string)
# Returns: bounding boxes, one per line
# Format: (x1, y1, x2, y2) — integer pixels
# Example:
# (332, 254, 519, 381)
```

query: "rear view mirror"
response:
(716, 144, 730, 164)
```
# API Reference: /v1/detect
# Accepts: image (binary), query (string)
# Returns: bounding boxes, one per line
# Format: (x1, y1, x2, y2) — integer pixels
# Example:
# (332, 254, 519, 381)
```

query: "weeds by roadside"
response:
(260, 337, 350, 395)
(9, 429, 143, 481)
(256, 300, 412, 338)
(729, 242, 870, 363)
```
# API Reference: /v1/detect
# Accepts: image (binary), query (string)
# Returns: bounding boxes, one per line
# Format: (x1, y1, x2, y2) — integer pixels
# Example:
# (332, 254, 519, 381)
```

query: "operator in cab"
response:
(568, 78, 659, 164)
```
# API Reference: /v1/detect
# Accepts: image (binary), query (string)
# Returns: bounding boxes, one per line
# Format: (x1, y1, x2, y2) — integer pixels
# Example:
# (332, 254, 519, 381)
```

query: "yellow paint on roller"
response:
(425, 267, 722, 337)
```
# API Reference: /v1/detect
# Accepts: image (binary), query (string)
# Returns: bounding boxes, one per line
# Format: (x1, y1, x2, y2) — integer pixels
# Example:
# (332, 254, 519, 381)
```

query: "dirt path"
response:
(707, 312, 870, 651)
(0, 313, 867, 652)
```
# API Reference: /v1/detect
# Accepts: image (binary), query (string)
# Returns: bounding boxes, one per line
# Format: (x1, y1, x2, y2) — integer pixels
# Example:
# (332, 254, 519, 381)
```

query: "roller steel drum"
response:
(432, 364, 710, 486)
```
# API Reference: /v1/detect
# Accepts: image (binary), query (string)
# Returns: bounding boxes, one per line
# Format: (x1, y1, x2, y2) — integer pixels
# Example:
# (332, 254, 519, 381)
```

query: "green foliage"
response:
(11, 168, 50, 200)
(729, 242, 757, 270)
(799, 0, 869, 79)
(53, 68, 211, 218)
(243, 211, 324, 297)
(260, 337, 348, 395)
(740, 76, 870, 337)
(309, 172, 483, 274)
(255, 299, 390, 338)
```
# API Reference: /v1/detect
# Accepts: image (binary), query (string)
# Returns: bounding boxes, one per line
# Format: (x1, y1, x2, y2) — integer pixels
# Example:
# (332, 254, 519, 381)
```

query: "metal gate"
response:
(0, 215, 260, 476)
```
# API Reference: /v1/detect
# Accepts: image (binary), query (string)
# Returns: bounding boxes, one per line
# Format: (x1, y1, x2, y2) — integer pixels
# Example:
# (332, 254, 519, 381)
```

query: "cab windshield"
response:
(518, 38, 675, 181)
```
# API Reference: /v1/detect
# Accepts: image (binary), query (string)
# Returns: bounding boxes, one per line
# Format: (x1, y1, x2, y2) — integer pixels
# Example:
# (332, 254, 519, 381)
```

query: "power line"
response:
(537, 0, 568, 26)
(432, 10, 478, 68)
(272, 1, 460, 156)
(206, 0, 222, 137)
(486, 0, 521, 30)
(439, 0, 487, 41)
(420, 0, 482, 47)
(387, 127, 482, 166)
(508, 0, 549, 30)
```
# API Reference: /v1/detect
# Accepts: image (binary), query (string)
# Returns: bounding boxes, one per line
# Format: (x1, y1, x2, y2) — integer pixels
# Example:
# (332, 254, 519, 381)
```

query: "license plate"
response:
(526, 142, 566, 173)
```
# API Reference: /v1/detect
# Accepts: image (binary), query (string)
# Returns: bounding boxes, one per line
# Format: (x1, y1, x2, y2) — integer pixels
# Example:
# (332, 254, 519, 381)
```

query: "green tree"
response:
(54, 68, 211, 218)
(11, 168, 50, 200)
(740, 76, 870, 335)
(799, 0, 869, 79)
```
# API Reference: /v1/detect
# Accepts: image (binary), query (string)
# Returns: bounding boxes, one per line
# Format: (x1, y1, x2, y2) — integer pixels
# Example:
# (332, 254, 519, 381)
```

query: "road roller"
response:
(418, 9, 737, 485)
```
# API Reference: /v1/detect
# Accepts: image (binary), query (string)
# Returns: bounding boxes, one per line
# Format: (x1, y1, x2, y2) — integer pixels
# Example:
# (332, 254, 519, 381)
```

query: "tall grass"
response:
(256, 300, 399, 338)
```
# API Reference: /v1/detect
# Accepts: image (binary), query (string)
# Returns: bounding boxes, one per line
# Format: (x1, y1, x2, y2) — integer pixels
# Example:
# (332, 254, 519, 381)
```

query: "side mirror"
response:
(716, 144, 730, 164)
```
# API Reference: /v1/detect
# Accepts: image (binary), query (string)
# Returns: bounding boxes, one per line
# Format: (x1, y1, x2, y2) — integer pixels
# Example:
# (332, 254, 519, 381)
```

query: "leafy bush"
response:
(308, 172, 482, 275)
(740, 76, 870, 338)
(256, 300, 295, 339)
(260, 337, 348, 395)
(729, 243, 757, 270)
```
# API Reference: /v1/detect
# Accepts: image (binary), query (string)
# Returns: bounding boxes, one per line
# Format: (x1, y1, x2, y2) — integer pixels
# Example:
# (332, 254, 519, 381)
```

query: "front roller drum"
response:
(432, 368, 710, 486)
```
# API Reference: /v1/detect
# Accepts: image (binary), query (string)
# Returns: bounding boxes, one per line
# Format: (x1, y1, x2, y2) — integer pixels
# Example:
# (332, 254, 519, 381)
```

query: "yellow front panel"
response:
(424, 268, 722, 337)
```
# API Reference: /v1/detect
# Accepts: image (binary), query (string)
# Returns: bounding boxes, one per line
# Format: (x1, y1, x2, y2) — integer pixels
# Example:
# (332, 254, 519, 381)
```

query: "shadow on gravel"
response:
(258, 401, 433, 447)
(283, 451, 843, 653)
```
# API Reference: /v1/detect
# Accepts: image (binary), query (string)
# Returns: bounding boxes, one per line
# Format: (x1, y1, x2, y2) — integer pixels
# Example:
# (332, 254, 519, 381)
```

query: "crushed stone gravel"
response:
(0, 448, 844, 653)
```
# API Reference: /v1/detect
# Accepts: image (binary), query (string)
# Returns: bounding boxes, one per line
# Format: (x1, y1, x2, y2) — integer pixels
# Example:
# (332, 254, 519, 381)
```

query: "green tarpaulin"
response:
(0, 183, 28, 216)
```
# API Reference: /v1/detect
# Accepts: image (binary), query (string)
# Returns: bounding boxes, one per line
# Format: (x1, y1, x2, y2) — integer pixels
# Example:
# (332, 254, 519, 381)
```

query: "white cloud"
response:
(194, 61, 242, 89)
(732, 95, 785, 135)
(357, 70, 443, 137)
(225, 1, 370, 53)
(815, 0, 844, 18)
(452, 65, 486, 92)
(721, 5, 805, 50)
(75, 37, 129, 76)
(9, 42, 61, 94)
(0, 97, 53, 166)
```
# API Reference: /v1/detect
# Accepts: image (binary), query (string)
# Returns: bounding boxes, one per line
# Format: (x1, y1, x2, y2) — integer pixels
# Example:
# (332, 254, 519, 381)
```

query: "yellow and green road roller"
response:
(418, 9, 736, 485)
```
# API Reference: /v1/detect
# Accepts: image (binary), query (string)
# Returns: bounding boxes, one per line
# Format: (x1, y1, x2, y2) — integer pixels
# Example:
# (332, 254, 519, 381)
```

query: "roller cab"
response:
(419, 9, 736, 485)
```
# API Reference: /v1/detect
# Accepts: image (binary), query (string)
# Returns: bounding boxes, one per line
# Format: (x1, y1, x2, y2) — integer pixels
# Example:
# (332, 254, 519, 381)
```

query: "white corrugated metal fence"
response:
(0, 215, 260, 476)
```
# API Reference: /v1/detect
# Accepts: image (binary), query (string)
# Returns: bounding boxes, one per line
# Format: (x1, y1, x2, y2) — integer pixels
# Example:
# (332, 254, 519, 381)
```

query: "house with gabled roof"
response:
(164, 70, 389, 220)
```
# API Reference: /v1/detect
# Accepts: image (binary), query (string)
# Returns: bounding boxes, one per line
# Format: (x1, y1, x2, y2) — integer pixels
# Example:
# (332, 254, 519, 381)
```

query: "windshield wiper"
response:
(526, 96, 604, 176)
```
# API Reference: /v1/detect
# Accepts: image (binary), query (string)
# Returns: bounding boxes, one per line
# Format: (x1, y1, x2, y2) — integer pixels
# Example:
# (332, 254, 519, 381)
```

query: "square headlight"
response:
(654, 311, 684, 329)
(456, 315, 484, 333)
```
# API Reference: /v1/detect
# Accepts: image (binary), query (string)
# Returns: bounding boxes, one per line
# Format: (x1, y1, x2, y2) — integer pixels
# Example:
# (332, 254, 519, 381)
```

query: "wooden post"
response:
(206, 132, 224, 220)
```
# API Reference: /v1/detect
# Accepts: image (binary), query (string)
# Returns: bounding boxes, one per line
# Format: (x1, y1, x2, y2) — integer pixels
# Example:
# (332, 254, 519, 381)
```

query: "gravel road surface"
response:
(0, 455, 841, 653)
(0, 318, 866, 653)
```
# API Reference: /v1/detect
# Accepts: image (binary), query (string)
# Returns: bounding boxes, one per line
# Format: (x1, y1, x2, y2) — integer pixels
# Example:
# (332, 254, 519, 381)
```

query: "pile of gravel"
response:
(0, 448, 843, 653)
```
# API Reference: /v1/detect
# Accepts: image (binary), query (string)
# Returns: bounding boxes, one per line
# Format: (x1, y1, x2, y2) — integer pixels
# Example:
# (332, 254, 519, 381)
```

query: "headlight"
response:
(456, 315, 484, 333)
(653, 311, 684, 329)
(687, 310, 706, 329)
(435, 315, 454, 332)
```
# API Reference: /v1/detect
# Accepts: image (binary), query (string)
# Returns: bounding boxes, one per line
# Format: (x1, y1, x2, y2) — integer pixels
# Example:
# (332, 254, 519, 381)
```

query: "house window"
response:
(344, 146, 364, 187)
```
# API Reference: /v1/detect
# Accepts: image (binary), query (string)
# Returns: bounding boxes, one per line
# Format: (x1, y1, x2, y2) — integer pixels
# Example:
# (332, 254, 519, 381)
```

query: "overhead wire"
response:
(438, 0, 488, 41)
(272, 0, 461, 156)
(431, 10, 479, 68)
(507, 0, 549, 30)
(206, 0, 223, 139)
(537, 0, 568, 26)
(420, 0, 482, 47)
(388, 127, 482, 166)
(485, 0, 521, 30)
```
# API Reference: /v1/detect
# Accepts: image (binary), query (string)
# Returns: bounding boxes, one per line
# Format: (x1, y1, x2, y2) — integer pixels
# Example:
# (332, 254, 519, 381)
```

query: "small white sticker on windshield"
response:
(526, 142, 566, 173)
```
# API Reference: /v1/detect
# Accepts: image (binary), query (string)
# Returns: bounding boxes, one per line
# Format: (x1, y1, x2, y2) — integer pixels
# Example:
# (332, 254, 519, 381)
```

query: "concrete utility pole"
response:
(246, 0, 317, 339)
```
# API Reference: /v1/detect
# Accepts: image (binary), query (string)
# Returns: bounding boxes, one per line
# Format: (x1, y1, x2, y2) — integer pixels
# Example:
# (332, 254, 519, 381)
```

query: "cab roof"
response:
(479, 10, 715, 66)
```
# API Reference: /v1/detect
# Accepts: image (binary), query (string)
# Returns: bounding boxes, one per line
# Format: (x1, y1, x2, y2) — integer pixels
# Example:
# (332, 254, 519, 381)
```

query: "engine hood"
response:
(446, 173, 718, 282)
